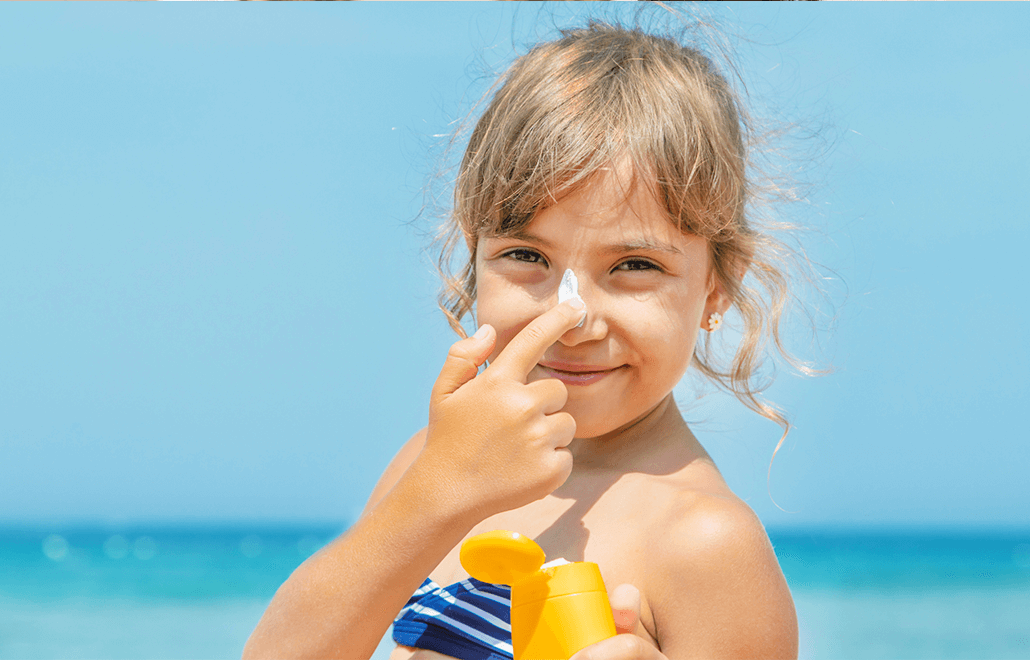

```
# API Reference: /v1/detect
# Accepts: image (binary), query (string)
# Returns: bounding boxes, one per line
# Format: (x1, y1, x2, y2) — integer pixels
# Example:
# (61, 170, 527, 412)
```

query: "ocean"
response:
(1, 526, 1028, 659)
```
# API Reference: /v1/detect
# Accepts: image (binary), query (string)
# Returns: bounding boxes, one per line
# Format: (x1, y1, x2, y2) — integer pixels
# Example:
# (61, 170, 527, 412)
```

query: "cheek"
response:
(486, 319, 532, 365)
(638, 292, 703, 377)
(475, 281, 543, 364)
(643, 320, 697, 373)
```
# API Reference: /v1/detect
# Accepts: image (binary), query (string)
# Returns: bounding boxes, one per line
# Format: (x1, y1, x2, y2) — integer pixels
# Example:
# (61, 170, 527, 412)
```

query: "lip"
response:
(538, 361, 620, 373)
(538, 363, 624, 386)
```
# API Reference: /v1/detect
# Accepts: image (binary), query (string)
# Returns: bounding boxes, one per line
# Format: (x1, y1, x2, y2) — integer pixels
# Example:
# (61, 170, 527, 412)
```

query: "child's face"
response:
(475, 169, 724, 440)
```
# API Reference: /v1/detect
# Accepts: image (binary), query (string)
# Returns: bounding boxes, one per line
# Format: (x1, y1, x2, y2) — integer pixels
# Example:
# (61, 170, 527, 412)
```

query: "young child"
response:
(245, 17, 803, 660)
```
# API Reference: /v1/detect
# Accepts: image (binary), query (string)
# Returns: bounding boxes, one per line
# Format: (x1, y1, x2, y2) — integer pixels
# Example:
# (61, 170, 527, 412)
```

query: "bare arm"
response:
(571, 495, 797, 660)
(650, 496, 798, 659)
(242, 427, 473, 660)
(242, 301, 589, 660)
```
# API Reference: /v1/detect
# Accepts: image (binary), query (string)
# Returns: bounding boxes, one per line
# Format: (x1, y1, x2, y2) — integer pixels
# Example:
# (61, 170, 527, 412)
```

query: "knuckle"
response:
(506, 392, 536, 419)
(555, 451, 573, 477)
(443, 352, 477, 377)
(617, 634, 647, 655)
(572, 633, 643, 660)
(531, 378, 566, 404)
(548, 379, 569, 403)
(519, 323, 547, 346)
(528, 420, 550, 444)
(475, 368, 497, 387)
(447, 342, 472, 359)
(527, 391, 545, 411)
(539, 420, 564, 440)
(543, 413, 575, 448)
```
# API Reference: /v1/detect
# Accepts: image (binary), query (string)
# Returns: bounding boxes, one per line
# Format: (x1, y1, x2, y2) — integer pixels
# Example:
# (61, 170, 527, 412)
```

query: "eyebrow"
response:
(497, 229, 683, 256)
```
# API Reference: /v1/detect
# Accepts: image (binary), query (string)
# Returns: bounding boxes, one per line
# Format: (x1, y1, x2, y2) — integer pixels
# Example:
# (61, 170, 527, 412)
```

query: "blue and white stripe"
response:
(393, 577, 514, 659)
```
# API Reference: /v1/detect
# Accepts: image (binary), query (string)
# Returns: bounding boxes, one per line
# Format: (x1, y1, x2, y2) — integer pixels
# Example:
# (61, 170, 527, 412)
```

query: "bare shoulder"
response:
(642, 490, 798, 660)
(359, 426, 428, 518)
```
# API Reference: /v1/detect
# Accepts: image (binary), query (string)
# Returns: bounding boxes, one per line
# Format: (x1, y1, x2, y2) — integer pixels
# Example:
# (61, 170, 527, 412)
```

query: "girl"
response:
(246, 15, 804, 660)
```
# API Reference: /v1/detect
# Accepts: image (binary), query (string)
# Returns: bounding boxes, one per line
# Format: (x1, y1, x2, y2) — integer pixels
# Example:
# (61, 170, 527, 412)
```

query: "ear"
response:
(701, 260, 748, 332)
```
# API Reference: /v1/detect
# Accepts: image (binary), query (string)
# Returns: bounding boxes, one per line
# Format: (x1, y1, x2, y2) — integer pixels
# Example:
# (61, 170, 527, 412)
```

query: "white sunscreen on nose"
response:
(558, 268, 586, 328)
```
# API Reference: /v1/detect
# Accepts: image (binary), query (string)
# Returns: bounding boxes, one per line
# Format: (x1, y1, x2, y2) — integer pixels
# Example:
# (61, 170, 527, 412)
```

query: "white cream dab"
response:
(558, 268, 585, 328)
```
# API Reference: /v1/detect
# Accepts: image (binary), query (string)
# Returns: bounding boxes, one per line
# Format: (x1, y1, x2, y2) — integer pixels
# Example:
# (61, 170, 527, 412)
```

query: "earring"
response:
(708, 312, 723, 332)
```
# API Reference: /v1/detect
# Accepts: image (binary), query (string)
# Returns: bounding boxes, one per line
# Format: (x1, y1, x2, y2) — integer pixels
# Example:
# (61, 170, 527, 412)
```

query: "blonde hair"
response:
(428, 17, 821, 452)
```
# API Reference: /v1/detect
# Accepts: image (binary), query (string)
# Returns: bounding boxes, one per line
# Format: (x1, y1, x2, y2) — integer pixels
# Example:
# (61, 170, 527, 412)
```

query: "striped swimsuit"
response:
(392, 577, 513, 659)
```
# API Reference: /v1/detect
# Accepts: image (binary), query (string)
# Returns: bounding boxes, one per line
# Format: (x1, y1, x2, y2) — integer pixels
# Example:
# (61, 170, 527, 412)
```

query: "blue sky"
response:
(1, 3, 1027, 529)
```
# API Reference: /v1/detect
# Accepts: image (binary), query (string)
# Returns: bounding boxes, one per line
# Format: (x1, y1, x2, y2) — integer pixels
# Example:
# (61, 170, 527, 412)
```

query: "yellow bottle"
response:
(460, 530, 617, 660)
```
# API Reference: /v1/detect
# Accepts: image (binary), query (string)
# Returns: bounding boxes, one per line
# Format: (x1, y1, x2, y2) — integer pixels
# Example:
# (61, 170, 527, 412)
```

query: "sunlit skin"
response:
(244, 52, 798, 660)
(246, 163, 798, 660)
(475, 167, 732, 466)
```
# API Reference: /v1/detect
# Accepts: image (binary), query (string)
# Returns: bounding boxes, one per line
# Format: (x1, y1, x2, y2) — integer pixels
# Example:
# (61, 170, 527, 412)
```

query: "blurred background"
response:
(1, 3, 1027, 659)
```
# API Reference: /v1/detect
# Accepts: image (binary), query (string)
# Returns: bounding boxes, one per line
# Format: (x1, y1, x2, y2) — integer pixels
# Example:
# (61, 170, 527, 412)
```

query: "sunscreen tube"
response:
(558, 269, 585, 328)
(461, 530, 616, 660)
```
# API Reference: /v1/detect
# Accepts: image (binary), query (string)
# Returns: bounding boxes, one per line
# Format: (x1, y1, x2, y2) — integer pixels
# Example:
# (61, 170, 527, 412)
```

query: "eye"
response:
(502, 248, 546, 265)
(501, 250, 662, 273)
(617, 259, 663, 273)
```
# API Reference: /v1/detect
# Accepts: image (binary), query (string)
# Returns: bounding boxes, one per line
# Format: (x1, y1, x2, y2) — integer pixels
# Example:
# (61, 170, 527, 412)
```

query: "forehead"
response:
(485, 167, 699, 256)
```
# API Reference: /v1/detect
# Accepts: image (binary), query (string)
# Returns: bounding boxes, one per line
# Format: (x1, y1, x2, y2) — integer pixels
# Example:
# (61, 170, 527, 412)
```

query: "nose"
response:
(555, 269, 607, 343)
(557, 269, 585, 328)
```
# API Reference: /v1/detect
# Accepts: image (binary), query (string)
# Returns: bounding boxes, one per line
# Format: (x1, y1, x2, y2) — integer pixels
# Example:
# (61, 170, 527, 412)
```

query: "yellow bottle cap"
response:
(460, 530, 546, 586)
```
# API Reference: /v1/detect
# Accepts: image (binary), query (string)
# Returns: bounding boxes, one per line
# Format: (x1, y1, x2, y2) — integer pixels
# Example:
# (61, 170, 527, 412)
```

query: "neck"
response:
(566, 392, 697, 470)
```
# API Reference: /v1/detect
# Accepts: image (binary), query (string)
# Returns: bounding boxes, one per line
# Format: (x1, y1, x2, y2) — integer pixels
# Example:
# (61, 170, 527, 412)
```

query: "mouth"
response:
(538, 362, 623, 374)
(538, 364, 625, 385)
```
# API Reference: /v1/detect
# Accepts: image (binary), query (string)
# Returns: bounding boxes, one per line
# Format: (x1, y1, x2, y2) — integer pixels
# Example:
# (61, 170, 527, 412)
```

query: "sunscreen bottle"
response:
(460, 530, 617, 660)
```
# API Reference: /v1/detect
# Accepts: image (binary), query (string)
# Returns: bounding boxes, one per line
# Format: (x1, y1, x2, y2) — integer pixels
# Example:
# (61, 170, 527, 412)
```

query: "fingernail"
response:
(472, 325, 489, 340)
(568, 298, 586, 328)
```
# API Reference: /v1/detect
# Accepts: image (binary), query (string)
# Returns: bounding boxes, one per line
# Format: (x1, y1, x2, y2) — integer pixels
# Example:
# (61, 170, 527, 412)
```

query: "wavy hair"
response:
(426, 16, 825, 458)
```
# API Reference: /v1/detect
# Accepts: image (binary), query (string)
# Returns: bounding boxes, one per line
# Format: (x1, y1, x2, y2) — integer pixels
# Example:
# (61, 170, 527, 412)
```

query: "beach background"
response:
(1, 3, 1028, 659)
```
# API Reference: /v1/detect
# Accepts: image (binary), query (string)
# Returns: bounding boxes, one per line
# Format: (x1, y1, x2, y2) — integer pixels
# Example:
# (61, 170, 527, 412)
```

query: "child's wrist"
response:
(396, 458, 485, 533)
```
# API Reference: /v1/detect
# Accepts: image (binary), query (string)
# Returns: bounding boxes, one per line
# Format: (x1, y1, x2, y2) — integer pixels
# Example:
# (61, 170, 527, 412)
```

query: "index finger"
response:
(488, 300, 587, 382)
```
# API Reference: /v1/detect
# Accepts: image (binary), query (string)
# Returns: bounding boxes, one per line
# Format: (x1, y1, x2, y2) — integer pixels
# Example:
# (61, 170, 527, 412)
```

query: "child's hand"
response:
(417, 299, 587, 523)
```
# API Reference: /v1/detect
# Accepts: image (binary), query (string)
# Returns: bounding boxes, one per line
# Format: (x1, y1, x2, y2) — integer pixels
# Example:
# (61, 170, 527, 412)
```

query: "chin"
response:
(565, 411, 620, 440)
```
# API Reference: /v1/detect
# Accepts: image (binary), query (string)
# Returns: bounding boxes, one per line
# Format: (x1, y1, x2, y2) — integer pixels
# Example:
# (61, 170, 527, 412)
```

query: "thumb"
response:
(430, 324, 495, 401)
(608, 583, 642, 636)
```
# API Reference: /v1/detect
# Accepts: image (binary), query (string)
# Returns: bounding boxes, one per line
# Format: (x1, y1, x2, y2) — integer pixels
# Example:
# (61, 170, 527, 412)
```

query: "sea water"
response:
(1, 526, 1028, 659)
